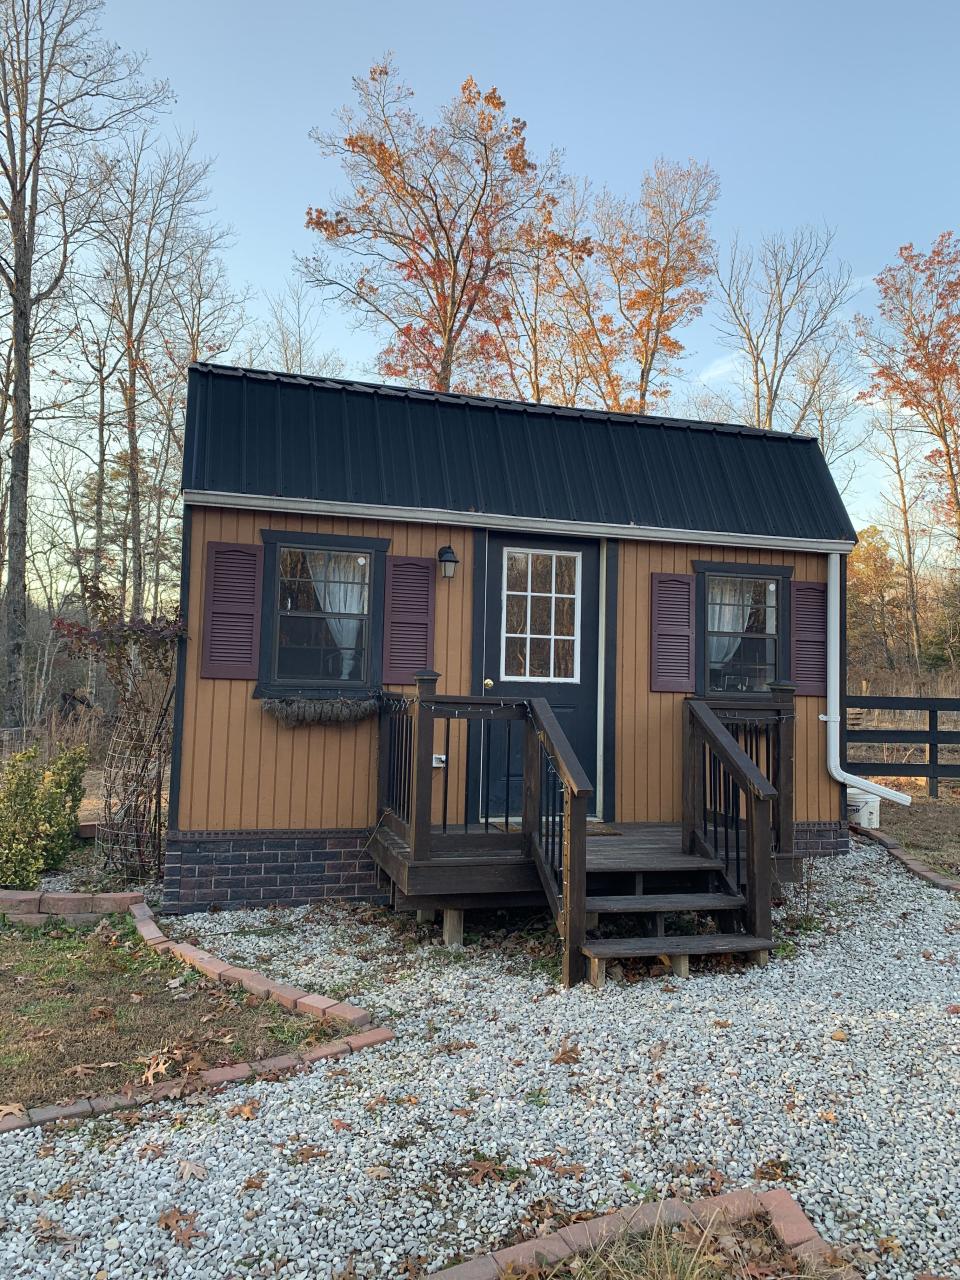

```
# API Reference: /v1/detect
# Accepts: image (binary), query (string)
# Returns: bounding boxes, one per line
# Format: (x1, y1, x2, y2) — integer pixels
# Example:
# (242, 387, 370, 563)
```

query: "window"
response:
(255, 531, 389, 697)
(501, 549, 580, 681)
(276, 547, 371, 684)
(705, 573, 779, 693)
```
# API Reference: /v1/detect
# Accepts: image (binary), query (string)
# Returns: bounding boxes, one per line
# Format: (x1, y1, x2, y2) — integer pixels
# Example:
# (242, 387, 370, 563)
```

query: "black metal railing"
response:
(682, 698, 777, 941)
(379, 696, 414, 829)
(707, 682, 795, 857)
(375, 675, 593, 986)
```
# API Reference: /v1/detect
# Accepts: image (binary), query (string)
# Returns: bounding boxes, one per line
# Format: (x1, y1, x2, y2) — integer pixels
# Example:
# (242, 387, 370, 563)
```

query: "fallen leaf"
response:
(713, 1019, 732, 1029)
(227, 1099, 261, 1121)
(331, 1118, 352, 1132)
(294, 1145, 328, 1163)
(450, 1106, 472, 1117)
(551, 1037, 581, 1065)
(0, 1102, 26, 1119)
(241, 1172, 266, 1192)
(178, 1159, 207, 1183)
(830, 1030, 848, 1042)
(63, 1064, 96, 1078)
(138, 1142, 165, 1161)
(947, 1005, 960, 1016)
(365, 1165, 390, 1179)
(818, 1109, 837, 1123)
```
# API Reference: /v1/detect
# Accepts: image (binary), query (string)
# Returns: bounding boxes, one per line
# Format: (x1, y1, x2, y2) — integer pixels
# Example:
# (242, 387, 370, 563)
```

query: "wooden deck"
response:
(375, 679, 787, 986)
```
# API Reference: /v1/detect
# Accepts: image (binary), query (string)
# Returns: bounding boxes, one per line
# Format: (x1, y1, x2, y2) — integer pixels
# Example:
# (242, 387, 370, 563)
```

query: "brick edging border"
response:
(851, 823, 960, 893)
(0, 900, 394, 1135)
(438, 1187, 857, 1278)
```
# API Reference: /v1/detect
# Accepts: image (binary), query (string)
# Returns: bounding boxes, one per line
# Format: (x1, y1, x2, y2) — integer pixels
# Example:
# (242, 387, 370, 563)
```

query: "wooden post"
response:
(745, 793, 773, 940)
(561, 791, 588, 987)
(408, 671, 440, 860)
(929, 708, 939, 798)
(681, 699, 698, 855)
(442, 908, 464, 947)
(769, 680, 795, 865)
(521, 718, 541, 855)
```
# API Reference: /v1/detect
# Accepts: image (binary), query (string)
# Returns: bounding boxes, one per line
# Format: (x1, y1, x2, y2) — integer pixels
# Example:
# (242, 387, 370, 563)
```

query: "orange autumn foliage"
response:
(857, 232, 960, 545)
(304, 59, 560, 393)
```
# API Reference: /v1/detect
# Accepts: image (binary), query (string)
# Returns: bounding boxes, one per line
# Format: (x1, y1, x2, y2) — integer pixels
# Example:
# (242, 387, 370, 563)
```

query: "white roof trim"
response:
(181, 489, 856, 555)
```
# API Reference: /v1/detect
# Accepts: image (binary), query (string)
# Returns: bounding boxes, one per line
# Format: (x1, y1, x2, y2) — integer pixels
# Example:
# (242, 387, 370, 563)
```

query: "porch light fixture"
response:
(437, 545, 459, 579)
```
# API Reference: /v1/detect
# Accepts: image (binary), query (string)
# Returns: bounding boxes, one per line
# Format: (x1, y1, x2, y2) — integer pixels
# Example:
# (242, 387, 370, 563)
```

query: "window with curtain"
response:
(706, 574, 779, 693)
(275, 547, 371, 685)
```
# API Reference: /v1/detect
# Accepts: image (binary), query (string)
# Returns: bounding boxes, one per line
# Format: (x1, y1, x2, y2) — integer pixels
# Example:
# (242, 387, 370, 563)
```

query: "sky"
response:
(103, 0, 960, 526)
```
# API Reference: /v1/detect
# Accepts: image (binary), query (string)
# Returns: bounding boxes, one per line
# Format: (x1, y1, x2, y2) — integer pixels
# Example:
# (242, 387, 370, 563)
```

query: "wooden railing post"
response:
(521, 717, 541, 855)
(681, 698, 701, 855)
(408, 670, 439, 860)
(769, 681, 795, 861)
(561, 791, 588, 987)
(746, 793, 773, 940)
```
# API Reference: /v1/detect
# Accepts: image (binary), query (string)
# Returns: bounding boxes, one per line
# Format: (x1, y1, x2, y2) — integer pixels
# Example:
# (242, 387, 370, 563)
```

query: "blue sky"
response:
(104, 0, 960, 524)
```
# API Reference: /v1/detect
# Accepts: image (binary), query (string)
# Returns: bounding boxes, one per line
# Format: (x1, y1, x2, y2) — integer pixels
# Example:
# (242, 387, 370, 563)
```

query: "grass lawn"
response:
(538, 1214, 841, 1280)
(0, 916, 329, 1109)
(872, 781, 960, 877)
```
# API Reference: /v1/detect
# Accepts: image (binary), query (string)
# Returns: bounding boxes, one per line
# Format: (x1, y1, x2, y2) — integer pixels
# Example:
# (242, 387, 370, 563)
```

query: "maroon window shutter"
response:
(382, 555, 436, 684)
(791, 580, 827, 696)
(650, 572, 696, 692)
(200, 542, 264, 679)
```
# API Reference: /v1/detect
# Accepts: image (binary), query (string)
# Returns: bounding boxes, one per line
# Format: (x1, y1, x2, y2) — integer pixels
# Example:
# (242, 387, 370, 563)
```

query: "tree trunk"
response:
(122, 357, 144, 618)
(2, 285, 31, 728)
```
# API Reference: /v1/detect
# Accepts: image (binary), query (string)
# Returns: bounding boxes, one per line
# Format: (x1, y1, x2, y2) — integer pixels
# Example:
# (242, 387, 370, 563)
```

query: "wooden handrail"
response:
(687, 700, 776, 800)
(527, 698, 595, 798)
(682, 696, 777, 941)
(375, 678, 593, 985)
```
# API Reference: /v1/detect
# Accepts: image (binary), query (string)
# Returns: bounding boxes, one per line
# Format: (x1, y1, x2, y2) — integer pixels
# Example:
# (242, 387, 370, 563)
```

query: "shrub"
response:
(0, 746, 88, 888)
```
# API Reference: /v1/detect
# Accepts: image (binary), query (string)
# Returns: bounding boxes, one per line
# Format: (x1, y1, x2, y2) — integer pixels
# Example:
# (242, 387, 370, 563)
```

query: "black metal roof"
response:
(183, 363, 857, 546)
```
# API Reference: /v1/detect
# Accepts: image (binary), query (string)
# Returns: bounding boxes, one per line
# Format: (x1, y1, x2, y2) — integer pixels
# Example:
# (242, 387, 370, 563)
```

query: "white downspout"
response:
(823, 551, 911, 805)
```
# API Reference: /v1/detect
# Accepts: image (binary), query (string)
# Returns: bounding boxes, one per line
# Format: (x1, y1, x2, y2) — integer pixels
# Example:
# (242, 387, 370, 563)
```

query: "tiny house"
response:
(165, 363, 859, 985)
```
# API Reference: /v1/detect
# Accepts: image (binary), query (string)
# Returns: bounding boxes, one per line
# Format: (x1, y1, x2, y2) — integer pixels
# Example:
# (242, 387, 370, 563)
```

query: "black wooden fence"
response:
(843, 695, 960, 798)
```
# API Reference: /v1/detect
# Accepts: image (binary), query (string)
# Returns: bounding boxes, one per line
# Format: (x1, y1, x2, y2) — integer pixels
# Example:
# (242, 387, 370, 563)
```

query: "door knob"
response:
(483, 678, 494, 690)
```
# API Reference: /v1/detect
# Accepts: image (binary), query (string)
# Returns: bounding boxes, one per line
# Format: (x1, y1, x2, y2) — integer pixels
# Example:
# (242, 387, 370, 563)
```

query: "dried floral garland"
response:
(261, 696, 379, 727)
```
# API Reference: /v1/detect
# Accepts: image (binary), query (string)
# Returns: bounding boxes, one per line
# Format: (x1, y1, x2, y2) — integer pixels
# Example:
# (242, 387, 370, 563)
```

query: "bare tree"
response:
(247, 275, 343, 377)
(869, 404, 935, 672)
(89, 129, 210, 617)
(713, 226, 854, 432)
(0, 0, 166, 724)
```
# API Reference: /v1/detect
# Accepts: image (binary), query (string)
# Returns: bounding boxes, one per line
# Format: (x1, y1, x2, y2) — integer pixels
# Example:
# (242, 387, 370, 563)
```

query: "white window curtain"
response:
(306, 552, 365, 679)
(707, 578, 752, 668)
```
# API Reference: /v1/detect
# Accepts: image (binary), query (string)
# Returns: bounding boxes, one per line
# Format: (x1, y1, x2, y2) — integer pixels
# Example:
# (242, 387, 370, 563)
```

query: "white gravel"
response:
(1, 837, 958, 1280)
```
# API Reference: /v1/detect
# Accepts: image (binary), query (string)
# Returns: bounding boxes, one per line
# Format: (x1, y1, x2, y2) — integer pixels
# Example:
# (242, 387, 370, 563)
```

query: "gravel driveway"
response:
(1, 838, 958, 1280)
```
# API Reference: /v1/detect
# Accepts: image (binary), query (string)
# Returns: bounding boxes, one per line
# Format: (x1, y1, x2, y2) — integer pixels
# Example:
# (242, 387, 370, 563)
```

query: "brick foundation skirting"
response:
(163, 828, 388, 914)
(791, 821, 849, 859)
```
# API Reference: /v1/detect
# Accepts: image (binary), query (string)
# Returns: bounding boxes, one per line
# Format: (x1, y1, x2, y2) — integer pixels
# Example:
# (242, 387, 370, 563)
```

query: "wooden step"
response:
(581, 933, 772, 959)
(584, 892, 746, 915)
(585, 850, 723, 874)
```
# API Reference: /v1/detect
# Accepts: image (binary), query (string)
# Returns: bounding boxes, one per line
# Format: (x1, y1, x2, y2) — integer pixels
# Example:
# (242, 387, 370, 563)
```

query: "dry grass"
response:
(0, 916, 329, 1108)
(873, 781, 960, 876)
(512, 1214, 847, 1280)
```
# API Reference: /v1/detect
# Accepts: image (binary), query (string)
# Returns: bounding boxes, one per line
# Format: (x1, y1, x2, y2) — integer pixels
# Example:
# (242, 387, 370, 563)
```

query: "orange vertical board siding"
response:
(614, 540, 840, 825)
(177, 507, 472, 832)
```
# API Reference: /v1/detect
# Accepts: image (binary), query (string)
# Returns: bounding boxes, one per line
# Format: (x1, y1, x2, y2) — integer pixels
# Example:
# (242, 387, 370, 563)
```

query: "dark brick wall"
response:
(163, 829, 388, 914)
(791, 820, 849, 858)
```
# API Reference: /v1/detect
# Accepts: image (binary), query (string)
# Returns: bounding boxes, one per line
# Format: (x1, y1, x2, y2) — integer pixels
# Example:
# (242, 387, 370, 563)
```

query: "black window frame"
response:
(692, 561, 793, 699)
(254, 530, 390, 700)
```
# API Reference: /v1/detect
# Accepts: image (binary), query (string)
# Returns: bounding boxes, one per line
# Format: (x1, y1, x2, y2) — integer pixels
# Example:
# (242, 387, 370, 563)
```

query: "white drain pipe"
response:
(823, 552, 911, 805)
